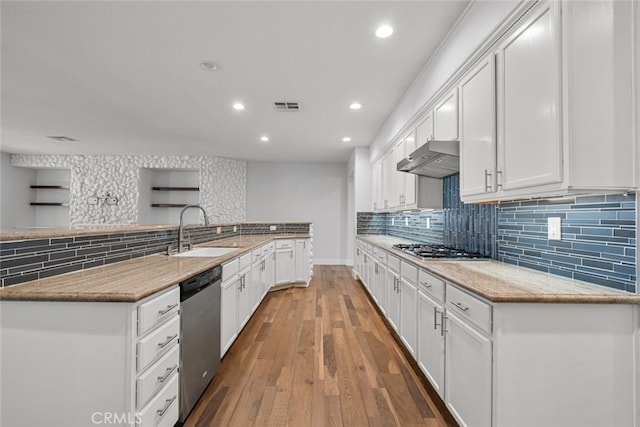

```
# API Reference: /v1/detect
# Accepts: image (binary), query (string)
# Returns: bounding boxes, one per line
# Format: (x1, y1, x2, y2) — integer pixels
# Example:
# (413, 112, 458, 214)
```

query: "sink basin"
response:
(172, 247, 237, 258)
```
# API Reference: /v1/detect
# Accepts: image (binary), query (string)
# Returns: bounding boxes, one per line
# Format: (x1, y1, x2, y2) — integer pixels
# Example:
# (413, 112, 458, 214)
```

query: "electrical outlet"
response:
(105, 197, 118, 205)
(426, 217, 431, 229)
(391, 218, 395, 226)
(233, 226, 237, 232)
(270, 225, 277, 231)
(404, 217, 409, 226)
(216, 227, 221, 234)
(548, 217, 561, 240)
(88, 197, 99, 205)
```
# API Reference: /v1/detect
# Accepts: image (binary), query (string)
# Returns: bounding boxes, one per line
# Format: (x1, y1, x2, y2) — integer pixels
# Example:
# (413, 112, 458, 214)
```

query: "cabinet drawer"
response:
(400, 261, 418, 285)
(387, 254, 400, 273)
(222, 258, 239, 281)
(137, 287, 179, 336)
(446, 285, 492, 334)
(417, 269, 445, 302)
(275, 239, 293, 249)
(137, 374, 179, 427)
(136, 345, 179, 409)
(137, 316, 180, 372)
(375, 249, 387, 264)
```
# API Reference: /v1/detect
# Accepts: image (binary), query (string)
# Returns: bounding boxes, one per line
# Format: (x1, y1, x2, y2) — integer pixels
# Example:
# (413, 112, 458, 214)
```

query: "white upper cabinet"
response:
(497, 1, 561, 192)
(459, 56, 497, 198)
(433, 88, 459, 141)
(459, 0, 637, 202)
(416, 112, 434, 150)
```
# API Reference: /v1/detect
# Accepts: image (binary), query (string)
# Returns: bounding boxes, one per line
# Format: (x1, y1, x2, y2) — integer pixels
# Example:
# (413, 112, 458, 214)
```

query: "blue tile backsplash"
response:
(497, 193, 636, 293)
(358, 174, 637, 293)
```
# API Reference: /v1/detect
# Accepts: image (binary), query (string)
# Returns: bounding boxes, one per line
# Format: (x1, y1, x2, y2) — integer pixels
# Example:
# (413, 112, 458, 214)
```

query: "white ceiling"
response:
(1, 0, 469, 163)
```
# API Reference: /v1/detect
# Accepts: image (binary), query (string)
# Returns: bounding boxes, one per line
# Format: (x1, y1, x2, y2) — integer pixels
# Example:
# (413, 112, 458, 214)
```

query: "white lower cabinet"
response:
(275, 240, 295, 285)
(445, 310, 492, 427)
(294, 239, 310, 283)
(356, 239, 639, 427)
(0, 286, 180, 427)
(417, 290, 445, 398)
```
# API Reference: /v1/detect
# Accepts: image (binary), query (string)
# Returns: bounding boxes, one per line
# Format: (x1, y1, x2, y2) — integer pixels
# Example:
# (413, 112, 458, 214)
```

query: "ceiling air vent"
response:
(47, 136, 78, 142)
(274, 101, 301, 111)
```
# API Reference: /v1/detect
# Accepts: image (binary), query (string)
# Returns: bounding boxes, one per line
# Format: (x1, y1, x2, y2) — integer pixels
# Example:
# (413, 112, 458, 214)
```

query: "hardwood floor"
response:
(184, 265, 456, 427)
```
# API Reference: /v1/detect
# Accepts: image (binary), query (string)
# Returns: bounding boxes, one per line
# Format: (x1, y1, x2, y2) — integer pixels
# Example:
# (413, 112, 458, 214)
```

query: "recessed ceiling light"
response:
(350, 102, 362, 110)
(342, 137, 352, 143)
(200, 60, 218, 71)
(260, 136, 269, 142)
(232, 102, 245, 111)
(376, 24, 394, 39)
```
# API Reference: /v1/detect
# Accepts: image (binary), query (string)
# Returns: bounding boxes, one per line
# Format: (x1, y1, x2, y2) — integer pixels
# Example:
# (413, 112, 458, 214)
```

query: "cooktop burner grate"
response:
(392, 243, 487, 260)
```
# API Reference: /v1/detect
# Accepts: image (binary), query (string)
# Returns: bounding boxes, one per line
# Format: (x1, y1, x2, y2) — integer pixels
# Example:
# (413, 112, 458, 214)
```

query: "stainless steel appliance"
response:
(396, 139, 459, 178)
(393, 243, 487, 260)
(179, 265, 222, 424)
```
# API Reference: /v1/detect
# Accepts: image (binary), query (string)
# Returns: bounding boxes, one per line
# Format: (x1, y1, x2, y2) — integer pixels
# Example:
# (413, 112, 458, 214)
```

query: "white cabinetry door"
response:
(445, 311, 492, 427)
(416, 112, 434, 149)
(250, 259, 262, 312)
(417, 291, 445, 398)
(387, 270, 401, 332)
(294, 239, 309, 283)
(497, 1, 561, 191)
(433, 87, 459, 140)
(275, 241, 294, 285)
(372, 161, 381, 211)
(375, 263, 388, 315)
(403, 129, 417, 207)
(382, 152, 396, 210)
(399, 277, 418, 357)
(220, 276, 239, 356)
(237, 267, 251, 330)
(459, 56, 497, 198)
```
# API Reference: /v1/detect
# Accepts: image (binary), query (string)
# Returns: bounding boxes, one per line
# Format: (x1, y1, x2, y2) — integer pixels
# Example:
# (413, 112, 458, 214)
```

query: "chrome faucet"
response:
(178, 204, 210, 253)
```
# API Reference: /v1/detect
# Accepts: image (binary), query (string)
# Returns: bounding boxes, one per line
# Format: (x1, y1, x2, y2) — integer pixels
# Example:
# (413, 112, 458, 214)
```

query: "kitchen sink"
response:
(172, 247, 237, 258)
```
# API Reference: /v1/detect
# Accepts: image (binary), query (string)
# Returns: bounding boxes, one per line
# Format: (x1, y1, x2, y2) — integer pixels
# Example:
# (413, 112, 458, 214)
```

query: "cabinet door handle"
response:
(441, 313, 448, 336)
(484, 169, 492, 192)
(451, 301, 470, 313)
(157, 334, 178, 349)
(156, 395, 177, 417)
(433, 307, 441, 330)
(496, 170, 503, 188)
(157, 364, 178, 383)
(158, 303, 178, 316)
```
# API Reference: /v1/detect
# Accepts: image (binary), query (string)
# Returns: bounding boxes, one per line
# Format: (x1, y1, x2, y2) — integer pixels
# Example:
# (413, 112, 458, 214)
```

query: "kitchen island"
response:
(0, 224, 312, 427)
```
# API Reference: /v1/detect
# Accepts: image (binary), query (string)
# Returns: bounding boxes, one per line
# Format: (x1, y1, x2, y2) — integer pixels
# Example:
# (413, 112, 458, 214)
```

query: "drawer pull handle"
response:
(158, 303, 178, 316)
(451, 301, 470, 313)
(420, 281, 432, 288)
(156, 395, 177, 417)
(158, 334, 178, 349)
(157, 364, 178, 383)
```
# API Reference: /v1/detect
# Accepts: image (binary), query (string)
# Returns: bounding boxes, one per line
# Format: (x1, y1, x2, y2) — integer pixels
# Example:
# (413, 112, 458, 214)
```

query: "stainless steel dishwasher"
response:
(178, 265, 222, 424)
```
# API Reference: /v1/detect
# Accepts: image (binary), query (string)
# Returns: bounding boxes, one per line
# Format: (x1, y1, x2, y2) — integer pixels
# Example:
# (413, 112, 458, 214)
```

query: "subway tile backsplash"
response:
(358, 174, 636, 293)
(0, 222, 310, 287)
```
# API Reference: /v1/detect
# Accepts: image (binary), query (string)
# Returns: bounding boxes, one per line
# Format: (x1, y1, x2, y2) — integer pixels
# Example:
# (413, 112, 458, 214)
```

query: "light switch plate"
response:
(404, 217, 409, 226)
(233, 226, 237, 232)
(548, 217, 561, 240)
(269, 225, 277, 231)
(216, 227, 221, 234)
(426, 217, 431, 229)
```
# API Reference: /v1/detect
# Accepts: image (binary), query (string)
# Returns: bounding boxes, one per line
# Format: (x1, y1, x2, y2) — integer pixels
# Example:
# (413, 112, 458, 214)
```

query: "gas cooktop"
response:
(392, 243, 488, 260)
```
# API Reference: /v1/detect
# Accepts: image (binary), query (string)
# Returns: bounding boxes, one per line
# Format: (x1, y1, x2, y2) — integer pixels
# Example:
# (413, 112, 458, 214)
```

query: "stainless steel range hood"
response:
(397, 140, 459, 178)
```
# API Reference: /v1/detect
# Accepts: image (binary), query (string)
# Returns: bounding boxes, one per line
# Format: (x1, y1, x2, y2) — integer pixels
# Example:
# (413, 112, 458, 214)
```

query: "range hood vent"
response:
(397, 139, 459, 178)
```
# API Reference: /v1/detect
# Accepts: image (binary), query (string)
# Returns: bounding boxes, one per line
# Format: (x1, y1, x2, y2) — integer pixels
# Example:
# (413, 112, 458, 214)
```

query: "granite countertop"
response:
(0, 222, 311, 241)
(357, 235, 640, 304)
(0, 234, 309, 303)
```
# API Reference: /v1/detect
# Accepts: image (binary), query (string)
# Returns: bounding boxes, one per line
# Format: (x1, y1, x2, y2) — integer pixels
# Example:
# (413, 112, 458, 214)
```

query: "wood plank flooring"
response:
(184, 265, 456, 427)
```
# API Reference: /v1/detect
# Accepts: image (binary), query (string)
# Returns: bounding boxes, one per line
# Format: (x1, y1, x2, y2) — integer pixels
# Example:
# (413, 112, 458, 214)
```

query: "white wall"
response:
(0, 152, 36, 228)
(346, 147, 371, 266)
(246, 162, 348, 265)
(369, 1, 516, 161)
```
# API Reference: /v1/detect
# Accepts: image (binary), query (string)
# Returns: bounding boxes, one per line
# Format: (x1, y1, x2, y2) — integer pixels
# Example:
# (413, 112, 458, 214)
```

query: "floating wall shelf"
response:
(151, 203, 190, 208)
(30, 185, 70, 190)
(30, 202, 70, 207)
(152, 187, 199, 192)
